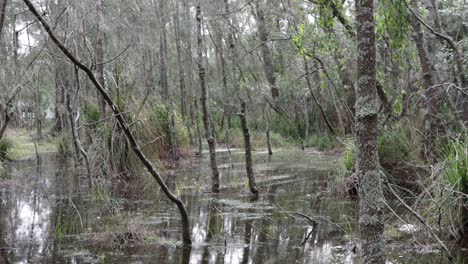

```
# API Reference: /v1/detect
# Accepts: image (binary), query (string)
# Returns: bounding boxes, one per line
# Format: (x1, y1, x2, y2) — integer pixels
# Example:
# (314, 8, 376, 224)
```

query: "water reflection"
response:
(0, 149, 462, 263)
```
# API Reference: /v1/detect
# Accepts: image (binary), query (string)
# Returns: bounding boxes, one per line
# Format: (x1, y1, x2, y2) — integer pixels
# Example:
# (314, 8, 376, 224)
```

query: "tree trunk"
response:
(197, 3, 220, 193)
(0, 0, 7, 42)
(225, 0, 259, 199)
(355, 0, 385, 262)
(304, 59, 335, 135)
(96, 0, 106, 118)
(255, 0, 279, 99)
(173, 1, 187, 118)
(159, 0, 169, 101)
(410, 0, 440, 160)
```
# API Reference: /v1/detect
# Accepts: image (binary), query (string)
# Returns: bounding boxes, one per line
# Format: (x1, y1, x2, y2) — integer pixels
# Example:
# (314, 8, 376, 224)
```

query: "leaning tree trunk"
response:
(196, 2, 220, 193)
(224, 0, 259, 199)
(21, 0, 192, 245)
(355, 0, 385, 263)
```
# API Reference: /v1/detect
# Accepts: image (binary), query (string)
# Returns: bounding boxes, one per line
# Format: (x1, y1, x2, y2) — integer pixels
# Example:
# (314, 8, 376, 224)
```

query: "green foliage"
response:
(269, 114, 300, 140)
(308, 134, 337, 151)
(221, 128, 291, 149)
(56, 136, 72, 156)
(342, 138, 356, 173)
(341, 127, 412, 174)
(0, 138, 13, 161)
(147, 104, 189, 156)
(376, 0, 412, 61)
(443, 137, 468, 193)
(378, 128, 412, 166)
(83, 102, 101, 124)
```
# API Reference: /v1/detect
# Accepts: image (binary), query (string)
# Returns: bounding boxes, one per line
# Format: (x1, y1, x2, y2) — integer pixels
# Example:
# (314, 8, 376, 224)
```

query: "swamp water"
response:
(0, 148, 462, 263)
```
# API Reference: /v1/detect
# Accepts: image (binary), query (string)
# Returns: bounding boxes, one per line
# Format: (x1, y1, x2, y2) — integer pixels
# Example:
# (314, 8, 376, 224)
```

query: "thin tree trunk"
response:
(159, 0, 169, 101)
(22, 0, 192, 245)
(196, 2, 220, 193)
(224, 0, 259, 199)
(304, 97, 310, 144)
(255, 0, 279, 99)
(304, 59, 335, 135)
(173, 0, 187, 118)
(0, 0, 7, 42)
(264, 105, 273, 155)
(410, 0, 440, 160)
(96, 0, 106, 118)
(356, 0, 385, 262)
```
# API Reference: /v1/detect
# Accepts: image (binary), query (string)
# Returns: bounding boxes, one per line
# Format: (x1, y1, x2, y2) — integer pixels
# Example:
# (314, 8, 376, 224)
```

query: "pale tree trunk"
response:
(159, 0, 169, 101)
(224, 0, 259, 199)
(183, 0, 200, 150)
(355, 0, 385, 263)
(197, 2, 220, 193)
(173, 0, 187, 118)
(96, 0, 106, 118)
(159, 0, 178, 160)
(173, 0, 193, 146)
(0, 0, 7, 43)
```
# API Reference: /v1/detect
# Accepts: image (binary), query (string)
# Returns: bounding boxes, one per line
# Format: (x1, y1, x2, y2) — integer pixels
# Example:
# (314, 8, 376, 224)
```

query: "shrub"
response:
(0, 138, 13, 161)
(56, 136, 72, 156)
(308, 134, 337, 151)
(83, 102, 101, 124)
(444, 137, 468, 193)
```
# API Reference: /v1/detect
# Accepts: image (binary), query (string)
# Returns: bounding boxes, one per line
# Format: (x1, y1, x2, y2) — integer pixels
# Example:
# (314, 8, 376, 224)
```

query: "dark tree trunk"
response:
(255, 0, 279, 99)
(225, 0, 259, 199)
(355, 0, 385, 262)
(410, 0, 441, 160)
(197, 3, 220, 193)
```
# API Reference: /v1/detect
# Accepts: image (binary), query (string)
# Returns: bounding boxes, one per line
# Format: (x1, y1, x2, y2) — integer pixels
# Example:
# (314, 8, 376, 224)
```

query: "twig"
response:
(384, 181, 452, 259)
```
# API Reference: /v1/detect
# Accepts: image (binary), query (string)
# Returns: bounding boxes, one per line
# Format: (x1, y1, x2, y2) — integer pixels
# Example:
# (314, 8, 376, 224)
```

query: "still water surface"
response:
(0, 148, 459, 263)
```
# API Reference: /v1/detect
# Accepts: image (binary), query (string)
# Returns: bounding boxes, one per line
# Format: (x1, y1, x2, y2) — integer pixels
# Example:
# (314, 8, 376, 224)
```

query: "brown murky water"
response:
(0, 148, 461, 263)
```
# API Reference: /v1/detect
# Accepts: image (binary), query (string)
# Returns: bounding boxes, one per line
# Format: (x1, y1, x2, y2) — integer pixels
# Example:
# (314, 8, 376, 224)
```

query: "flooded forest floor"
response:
(0, 146, 463, 263)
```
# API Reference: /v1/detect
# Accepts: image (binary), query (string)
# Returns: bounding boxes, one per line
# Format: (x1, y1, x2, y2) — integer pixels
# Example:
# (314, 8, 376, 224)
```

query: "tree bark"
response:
(21, 0, 192, 245)
(355, 0, 385, 262)
(196, 2, 220, 193)
(224, 0, 259, 199)
(159, 0, 169, 101)
(0, 0, 7, 43)
(410, 0, 441, 160)
(96, 0, 106, 118)
(173, 0, 187, 119)
(255, 0, 279, 99)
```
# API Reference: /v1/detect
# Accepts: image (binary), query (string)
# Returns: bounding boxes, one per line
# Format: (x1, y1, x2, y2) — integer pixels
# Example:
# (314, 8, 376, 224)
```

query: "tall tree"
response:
(355, 0, 385, 262)
(254, 0, 279, 99)
(224, 0, 259, 199)
(197, 2, 220, 193)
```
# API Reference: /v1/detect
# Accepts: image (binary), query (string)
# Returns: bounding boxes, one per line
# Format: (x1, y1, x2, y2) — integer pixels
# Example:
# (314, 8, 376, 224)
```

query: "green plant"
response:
(56, 136, 72, 156)
(444, 137, 468, 193)
(308, 134, 337, 150)
(83, 102, 101, 124)
(342, 138, 356, 173)
(0, 138, 13, 161)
